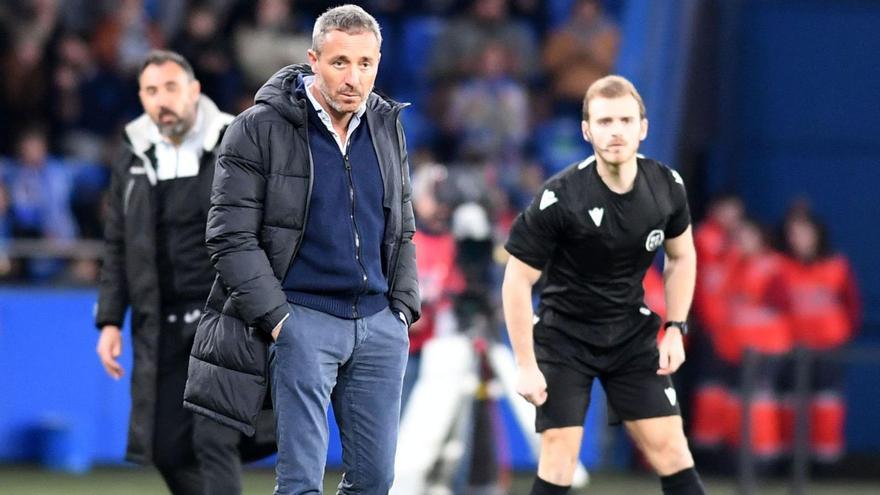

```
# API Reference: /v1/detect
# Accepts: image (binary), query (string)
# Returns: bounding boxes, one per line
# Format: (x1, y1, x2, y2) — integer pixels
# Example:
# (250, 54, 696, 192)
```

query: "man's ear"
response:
(581, 120, 591, 142)
(639, 117, 649, 141)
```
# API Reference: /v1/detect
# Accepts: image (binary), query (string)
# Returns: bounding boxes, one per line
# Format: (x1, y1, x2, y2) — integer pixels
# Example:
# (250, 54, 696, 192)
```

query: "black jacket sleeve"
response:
(206, 115, 289, 335)
(95, 150, 131, 328)
(389, 119, 421, 325)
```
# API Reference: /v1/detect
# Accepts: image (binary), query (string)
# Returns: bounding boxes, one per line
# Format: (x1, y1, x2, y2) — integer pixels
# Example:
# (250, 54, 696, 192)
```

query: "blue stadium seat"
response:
(399, 16, 447, 87)
(398, 106, 435, 152)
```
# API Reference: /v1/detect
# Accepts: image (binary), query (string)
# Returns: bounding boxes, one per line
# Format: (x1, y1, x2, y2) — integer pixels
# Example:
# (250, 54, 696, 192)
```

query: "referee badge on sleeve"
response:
(645, 229, 665, 251)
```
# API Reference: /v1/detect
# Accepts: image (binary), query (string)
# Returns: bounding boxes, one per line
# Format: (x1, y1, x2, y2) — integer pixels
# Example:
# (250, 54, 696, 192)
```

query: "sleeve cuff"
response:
(391, 303, 413, 328)
(256, 304, 290, 336)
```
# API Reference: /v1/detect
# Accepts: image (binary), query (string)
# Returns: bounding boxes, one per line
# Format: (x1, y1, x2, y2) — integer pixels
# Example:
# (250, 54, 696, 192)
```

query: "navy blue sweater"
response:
(282, 99, 388, 318)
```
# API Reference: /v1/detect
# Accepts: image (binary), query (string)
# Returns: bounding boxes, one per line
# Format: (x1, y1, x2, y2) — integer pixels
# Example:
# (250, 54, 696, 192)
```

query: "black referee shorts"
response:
(533, 309, 681, 432)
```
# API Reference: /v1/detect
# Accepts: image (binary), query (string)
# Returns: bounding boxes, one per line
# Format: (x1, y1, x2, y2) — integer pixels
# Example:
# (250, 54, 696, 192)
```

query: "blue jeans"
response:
(270, 303, 409, 494)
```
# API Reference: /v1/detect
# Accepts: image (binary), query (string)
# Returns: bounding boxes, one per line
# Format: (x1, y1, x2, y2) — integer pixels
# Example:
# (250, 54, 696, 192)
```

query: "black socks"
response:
(530, 476, 570, 495)
(660, 467, 706, 495)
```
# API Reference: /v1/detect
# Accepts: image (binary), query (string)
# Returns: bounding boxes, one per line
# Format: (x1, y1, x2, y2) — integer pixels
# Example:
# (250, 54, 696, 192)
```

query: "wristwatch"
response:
(663, 320, 689, 336)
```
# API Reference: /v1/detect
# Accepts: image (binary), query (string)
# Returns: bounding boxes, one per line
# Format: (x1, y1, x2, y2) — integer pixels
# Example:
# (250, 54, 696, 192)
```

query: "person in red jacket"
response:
(779, 210, 861, 466)
(690, 195, 743, 457)
(693, 194, 743, 333)
(717, 218, 793, 462)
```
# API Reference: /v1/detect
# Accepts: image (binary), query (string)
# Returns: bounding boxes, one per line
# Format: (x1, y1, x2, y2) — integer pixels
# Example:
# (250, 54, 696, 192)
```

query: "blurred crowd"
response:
(0, 0, 621, 283)
(0, 0, 863, 477)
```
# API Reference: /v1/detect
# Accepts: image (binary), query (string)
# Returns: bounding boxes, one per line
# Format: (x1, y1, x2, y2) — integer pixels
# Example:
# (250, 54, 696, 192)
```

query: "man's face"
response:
(308, 29, 380, 118)
(582, 95, 647, 166)
(138, 62, 200, 140)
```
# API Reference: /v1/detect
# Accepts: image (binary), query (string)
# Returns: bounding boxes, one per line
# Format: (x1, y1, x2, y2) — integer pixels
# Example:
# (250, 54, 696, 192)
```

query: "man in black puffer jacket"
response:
(184, 5, 420, 494)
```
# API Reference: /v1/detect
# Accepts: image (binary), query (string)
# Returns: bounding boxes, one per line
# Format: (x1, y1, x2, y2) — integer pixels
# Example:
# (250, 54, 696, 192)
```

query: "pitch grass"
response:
(0, 465, 878, 494)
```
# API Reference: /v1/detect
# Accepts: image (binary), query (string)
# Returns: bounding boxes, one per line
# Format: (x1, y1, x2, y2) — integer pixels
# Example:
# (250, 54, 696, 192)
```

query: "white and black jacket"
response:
(95, 95, 233, 464)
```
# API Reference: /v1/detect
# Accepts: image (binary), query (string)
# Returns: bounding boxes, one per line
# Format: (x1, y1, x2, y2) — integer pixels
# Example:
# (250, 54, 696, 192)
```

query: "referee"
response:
(502, 75, 705, 495)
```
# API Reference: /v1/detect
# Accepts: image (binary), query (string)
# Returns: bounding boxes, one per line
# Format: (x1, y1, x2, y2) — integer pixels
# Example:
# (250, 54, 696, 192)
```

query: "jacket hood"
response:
(254, 64, 407, 127)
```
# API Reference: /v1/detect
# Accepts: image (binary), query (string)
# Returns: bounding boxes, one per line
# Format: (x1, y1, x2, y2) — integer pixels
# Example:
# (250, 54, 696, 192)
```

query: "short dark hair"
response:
(139, 50, 195, 80)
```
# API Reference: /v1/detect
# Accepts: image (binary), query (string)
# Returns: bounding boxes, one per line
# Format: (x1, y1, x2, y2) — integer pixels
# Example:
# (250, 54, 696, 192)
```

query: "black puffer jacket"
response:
(184, 65, 420, 435)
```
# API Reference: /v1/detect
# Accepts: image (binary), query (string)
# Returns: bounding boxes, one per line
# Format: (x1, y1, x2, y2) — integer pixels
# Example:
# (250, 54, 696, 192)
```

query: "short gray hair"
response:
(311, 4, 382, 53)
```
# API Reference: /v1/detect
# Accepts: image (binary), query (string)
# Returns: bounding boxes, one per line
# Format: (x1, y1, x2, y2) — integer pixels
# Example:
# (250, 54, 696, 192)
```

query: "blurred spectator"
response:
(430, 0, 539, 82)
(1, 125, 77, 280)
(0, 1, 60, 47)
(693, 193, 743, 334)
(718, 219, 792, 465)
(542, 0, 619, 110)
(402, 164, 465, 410)
(173, 2, 242, 110)
(91, 0, 164, 75)
(0, 34, 52, 154)
(443, 42, 529, 162)
(56, 0, 105, 34)
(233, 0, 310, 95)
(3, 127, 77, 241)
(690, 193, 744, 458)
(51, 31, 131, 162)
(779, 209, 861, 468)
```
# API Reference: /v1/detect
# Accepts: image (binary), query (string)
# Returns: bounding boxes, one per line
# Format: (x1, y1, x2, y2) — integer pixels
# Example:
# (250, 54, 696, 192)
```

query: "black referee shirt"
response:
(505, 156, 690, 337)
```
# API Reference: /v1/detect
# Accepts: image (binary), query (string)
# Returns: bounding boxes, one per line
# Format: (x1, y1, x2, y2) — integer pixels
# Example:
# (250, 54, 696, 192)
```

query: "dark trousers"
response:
(153, 303, 244, 495)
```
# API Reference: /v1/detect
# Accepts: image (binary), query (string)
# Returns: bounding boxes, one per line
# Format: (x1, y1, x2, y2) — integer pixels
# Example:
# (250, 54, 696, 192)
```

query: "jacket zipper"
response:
(344, 144, 369, 318)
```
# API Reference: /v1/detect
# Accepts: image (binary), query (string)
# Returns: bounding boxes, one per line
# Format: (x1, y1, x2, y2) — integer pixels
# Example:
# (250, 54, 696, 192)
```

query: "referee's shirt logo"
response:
(645, 229, 665, 251)
(539, 189, 558, 210)
(588, 207, 604, 227)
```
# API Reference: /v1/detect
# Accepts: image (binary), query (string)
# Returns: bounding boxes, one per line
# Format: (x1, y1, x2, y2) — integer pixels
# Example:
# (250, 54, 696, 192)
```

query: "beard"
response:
(156, 107, 195, 140)
(316, 79, 364, 115)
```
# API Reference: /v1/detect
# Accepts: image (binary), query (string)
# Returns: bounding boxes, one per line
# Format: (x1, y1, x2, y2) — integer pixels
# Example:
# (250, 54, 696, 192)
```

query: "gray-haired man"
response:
(183, 5, 420, 494)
